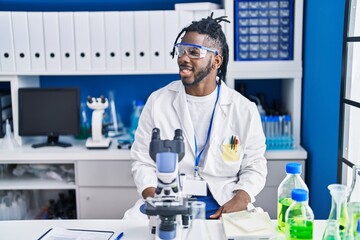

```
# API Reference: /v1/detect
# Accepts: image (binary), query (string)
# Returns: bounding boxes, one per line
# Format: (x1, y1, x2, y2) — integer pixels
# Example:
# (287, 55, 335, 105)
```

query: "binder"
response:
(104, 12, 121, 71)
(43, 12, 62, 72)
(134, 11, 150, 71)
(11, 12, 31, 72)
(27, 12, 46, 72)
(0, 12, 16, 72)
(149, 11, 165, 71)
(194, 10, 210, 21)
(89, 12, 106, 71)
(119, 11, 135, 71)
(164, 11, 179, 72)
(178, 10, 194, 32)
(0, 92, 11, 108)
(74, 12, 91, 71)
(59, 12, 76, 72)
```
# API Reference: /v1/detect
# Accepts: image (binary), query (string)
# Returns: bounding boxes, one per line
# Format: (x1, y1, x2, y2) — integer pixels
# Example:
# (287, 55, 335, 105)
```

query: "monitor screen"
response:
(18, 88, 80, 148)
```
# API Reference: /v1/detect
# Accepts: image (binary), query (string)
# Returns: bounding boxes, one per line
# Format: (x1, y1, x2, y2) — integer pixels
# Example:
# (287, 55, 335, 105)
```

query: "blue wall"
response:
(302, 0, 345, 218)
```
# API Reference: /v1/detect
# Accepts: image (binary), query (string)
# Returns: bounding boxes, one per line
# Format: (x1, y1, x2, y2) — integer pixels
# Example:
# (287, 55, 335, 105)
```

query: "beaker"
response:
(345, 202, 360, 239)
(185, 201, 210, 240)
(348, 165, 360, 203)
(327, 184, 349, 238)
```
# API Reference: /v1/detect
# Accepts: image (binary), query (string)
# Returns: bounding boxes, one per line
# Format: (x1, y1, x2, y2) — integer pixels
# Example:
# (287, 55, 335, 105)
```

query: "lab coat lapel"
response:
(172, 84, 196, 157)
(210, 83, 231, 141)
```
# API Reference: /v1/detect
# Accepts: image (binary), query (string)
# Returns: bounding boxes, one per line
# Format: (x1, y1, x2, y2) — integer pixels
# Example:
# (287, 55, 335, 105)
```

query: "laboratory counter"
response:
(0, 219, 327, 240)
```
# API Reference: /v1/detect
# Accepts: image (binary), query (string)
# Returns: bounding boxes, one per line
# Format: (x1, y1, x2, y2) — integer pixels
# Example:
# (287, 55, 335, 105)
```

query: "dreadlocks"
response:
(172, 12, 230, 84)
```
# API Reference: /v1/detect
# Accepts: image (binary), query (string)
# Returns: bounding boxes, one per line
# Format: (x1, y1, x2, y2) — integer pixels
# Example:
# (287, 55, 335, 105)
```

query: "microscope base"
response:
(85, 138, 112, 149)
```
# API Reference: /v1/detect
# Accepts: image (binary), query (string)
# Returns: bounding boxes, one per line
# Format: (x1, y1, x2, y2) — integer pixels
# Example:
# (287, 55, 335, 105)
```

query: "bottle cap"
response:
(291, 188, 308, 202)
(286, 162, 302, 174)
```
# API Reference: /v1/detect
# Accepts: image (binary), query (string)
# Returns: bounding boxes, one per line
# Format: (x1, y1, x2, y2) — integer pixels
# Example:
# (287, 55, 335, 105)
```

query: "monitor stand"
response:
(32, 136, 72, 148)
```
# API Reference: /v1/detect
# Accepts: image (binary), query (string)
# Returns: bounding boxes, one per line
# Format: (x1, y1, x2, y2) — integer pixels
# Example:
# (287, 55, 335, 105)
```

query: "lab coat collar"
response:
(170, 80, 232, 158)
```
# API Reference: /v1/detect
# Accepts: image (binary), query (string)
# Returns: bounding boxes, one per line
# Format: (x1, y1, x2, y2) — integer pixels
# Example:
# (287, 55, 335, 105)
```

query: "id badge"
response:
(182, 175, 207, 196)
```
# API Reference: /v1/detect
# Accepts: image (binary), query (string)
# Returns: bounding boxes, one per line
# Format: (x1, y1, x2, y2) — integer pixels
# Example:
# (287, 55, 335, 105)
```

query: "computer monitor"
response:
(18, 88, 80, 148)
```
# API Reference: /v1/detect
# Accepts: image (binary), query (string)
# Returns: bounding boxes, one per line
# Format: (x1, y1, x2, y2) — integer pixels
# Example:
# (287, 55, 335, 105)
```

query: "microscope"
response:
(144, 128, 193, 240)
(85, 96, 112, 149)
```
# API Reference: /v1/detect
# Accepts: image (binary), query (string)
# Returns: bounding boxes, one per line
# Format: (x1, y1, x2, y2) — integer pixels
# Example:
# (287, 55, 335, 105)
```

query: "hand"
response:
(209, 190, 250, 219)
(142, 187, 156, 199)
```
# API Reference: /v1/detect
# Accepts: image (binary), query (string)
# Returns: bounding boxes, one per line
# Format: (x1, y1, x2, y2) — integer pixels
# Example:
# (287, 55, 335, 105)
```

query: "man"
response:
(130, 13, 267, 219)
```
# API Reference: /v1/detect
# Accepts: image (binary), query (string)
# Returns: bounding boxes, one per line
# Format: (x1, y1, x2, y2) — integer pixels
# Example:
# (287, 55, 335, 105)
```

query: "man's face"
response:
(177, 32, 217, 87)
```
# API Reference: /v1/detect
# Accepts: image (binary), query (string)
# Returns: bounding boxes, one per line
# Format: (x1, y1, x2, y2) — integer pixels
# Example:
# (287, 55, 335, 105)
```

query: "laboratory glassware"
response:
(348, 165, 360, 203)
(277, 162, 308, 232)
(285, 189, 314, 240)
(322, 219, 341, 240)
(185, 201, 210, 240)
(327, 184, 349, 238)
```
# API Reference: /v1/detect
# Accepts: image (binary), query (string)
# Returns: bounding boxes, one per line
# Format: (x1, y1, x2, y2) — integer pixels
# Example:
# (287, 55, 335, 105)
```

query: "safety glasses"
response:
(174, 42, 219, 58)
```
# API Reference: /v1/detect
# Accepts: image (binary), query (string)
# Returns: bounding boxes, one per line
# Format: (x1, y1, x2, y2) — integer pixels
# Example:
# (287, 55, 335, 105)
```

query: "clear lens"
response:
(175, 45, 205, 58)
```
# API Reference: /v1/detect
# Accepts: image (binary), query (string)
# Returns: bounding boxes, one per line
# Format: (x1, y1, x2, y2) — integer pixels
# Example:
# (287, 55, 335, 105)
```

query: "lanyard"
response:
(193, 84, 220, 177)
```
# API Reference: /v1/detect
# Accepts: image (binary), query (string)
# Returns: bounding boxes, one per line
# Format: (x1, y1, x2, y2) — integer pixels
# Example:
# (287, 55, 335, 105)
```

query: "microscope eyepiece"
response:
(87, 96, 93, 103)
(152, 128, 160, 140)
(174, 129, 183, 141)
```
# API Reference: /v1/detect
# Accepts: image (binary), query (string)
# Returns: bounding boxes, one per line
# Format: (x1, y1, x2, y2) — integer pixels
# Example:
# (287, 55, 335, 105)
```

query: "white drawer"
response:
(77, 160, 135, 187)
(78, 187, 139, 219)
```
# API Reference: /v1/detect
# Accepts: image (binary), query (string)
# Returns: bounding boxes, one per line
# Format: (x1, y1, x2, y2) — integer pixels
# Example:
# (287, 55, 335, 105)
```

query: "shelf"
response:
(0, 174, 76, 190)
(264, 145, 307, 160)
(0, 70, 178, 76)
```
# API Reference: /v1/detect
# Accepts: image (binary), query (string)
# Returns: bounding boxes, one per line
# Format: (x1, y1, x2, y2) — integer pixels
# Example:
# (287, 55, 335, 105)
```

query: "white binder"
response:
(43, 12, 61, 72)
(149, 11, 165, 71)
(11, 12, 31, 72)
(0, 12, 16, 72)
(89, 12, 106, 71)
(178, 10, 194, 32)
(27, 12, 46, 72)
(164, 11, 179, 72)
(104, 11, 121, 71)
(119, 11, 135, 71)
(134, 11, 150, 71)
(194, 10, 210, 21)
(74, 12, 91, 71)
(59, 12, 76, 72)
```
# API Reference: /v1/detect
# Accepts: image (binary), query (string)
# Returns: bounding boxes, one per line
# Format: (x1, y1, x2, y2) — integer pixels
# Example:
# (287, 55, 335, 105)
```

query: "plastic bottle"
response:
(277, 162, 308, 232)
(285, 189, 314, 240)
(322, 220, 341, 240)
(185, 201, 210, 240)
(129, 100, 144, 141)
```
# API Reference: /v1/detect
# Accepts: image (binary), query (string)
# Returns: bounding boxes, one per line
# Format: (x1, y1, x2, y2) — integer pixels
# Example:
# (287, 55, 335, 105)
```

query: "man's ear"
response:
(213, 54, 223, 70)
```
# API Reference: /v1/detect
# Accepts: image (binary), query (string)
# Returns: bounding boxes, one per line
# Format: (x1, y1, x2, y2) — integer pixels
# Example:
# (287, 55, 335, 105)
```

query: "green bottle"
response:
(285, 189, 314, 240)
(277, 163, 308, 232)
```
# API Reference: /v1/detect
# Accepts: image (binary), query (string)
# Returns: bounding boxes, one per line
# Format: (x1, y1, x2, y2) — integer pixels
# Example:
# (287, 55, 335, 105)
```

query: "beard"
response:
(182, 57, 212, 88)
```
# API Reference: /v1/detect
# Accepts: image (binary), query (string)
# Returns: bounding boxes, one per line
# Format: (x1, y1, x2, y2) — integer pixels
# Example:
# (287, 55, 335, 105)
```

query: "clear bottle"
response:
(129, 100, 144, 141)
(327, 184, 349, 238)
(277, 162, 308, 232)
(185, 201, 210, 240)
(322, 219, 341, 240)
(285, 189, 314, 240)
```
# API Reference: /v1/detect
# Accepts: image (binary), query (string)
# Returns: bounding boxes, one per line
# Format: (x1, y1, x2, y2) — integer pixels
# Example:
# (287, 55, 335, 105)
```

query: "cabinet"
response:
(0, 0, 307, 220)
(0, 139, 138, 219)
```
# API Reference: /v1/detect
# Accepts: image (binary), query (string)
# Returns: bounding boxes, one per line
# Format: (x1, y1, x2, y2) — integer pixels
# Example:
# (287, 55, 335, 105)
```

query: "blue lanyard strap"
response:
(194, 84, 220, 176)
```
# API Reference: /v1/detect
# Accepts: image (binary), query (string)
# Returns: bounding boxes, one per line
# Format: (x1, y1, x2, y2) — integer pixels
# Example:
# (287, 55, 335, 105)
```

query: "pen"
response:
(230, 135, 234, 149)
(115, 232, 124, 240)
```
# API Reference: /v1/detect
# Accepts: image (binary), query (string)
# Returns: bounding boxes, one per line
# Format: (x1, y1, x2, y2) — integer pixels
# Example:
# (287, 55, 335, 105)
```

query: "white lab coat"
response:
(130, 79, 267, 207)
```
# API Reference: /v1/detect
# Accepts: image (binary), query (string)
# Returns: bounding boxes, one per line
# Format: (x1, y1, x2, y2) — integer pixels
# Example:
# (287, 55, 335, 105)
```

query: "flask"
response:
(185, 201, 210, 240)
(348, 165, 360, 203)
(129, 100, 144, 141)
(277, 162, 308, 232)
(322, 220, 341, 240)
(345, 202, 360, 240)
(327, 184, 349, 238)
(285, 189, 314, 240)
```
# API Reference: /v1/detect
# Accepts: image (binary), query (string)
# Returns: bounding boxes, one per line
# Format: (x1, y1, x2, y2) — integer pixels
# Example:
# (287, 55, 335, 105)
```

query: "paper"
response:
(38, 227, 114, 240)
(222, 211, 278, 240)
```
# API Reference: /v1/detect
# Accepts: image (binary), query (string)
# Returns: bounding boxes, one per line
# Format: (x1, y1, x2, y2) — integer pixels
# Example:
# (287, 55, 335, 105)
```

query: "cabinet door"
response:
(77, 160, 135, 187)
(78, 187, 139, 219)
